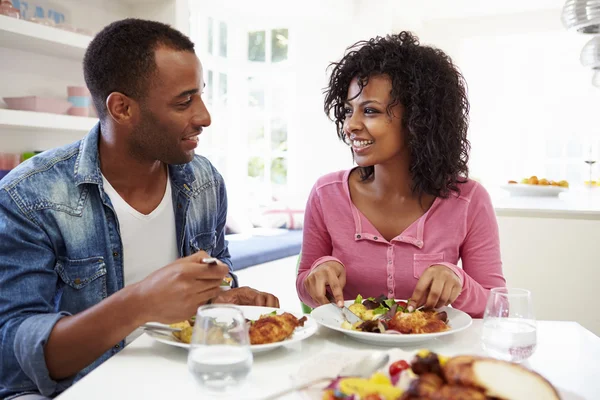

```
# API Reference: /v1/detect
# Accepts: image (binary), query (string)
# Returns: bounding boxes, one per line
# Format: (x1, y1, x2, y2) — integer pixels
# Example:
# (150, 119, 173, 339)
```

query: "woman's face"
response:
(343, 74, 408, 168)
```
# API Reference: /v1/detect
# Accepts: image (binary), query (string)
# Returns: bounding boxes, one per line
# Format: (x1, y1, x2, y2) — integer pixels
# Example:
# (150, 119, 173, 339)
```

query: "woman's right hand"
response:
(303, 261, 346, 307)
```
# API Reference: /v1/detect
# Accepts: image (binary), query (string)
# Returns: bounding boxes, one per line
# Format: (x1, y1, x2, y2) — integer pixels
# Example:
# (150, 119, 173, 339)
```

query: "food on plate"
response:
(220, 276, 233, 290)
(170, 311, 307, 345)
(322, 350, 560, 400)
(171, 320, 193, 343)
(249, 312, 307, 344)
(406, 352, 560, 400)
(513, 176, 568, 188)
(341, 295, 450, 335)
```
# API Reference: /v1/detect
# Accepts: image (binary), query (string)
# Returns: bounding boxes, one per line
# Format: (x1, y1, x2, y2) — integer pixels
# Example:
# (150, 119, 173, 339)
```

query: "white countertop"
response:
(490, 187, 600, 219)
(56, 320, 600, 400)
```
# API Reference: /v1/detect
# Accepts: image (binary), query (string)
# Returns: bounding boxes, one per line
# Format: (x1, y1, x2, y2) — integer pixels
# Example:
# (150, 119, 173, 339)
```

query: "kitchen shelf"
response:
(0, 14, 91, 60)
(0, 109, 97, 132)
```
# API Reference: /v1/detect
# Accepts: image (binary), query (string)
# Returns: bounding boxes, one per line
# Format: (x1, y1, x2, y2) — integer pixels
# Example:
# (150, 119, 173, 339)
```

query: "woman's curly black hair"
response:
(324, 31, 470, 198)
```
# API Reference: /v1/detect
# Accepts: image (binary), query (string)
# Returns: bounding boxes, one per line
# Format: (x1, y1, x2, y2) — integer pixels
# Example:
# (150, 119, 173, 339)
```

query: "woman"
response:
(296, 32, 504, 318)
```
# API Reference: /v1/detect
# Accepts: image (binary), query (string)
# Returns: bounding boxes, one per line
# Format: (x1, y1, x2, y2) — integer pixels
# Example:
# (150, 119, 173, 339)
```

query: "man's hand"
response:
(134, 251, 229, 324)
(212, 286, 280, 308)
(45, 251, 228, 380)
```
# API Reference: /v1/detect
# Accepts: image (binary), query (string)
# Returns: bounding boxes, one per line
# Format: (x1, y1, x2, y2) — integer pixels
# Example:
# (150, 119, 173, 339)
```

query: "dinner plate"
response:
(293, 350, 582, 400)
(145, 305, 317, 354)
(311, 300, 472, 346)
(501, 184, 568, 197)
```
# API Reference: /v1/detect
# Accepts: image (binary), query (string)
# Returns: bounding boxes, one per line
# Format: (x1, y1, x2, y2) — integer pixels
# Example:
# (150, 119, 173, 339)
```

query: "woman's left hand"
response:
(407, 265, 462, 311)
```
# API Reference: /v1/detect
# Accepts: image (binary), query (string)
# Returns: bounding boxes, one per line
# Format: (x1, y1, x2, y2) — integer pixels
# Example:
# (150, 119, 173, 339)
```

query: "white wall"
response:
(498, 215, 600, 335)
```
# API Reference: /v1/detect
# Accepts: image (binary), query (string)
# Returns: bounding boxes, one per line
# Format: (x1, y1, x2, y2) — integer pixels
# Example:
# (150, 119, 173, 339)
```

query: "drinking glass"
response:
(481, 288, 537, 362)
(187, 305, 253, 392)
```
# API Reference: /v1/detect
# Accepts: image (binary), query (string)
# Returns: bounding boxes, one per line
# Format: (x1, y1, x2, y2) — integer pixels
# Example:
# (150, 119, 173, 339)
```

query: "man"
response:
(0, 19, 278, 399)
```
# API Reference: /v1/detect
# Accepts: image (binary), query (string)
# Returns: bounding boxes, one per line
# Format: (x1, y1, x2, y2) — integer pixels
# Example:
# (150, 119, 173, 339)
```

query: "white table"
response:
(57, 320, 599, 400)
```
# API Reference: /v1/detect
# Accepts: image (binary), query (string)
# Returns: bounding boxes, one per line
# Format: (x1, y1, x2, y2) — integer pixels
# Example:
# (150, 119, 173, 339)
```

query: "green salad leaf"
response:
(383, 298, 396, 308)
(372, 306, 388, 315)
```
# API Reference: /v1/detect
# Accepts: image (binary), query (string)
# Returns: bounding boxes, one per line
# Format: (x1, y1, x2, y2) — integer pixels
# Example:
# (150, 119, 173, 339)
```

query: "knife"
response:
(325, 291, 362, 324)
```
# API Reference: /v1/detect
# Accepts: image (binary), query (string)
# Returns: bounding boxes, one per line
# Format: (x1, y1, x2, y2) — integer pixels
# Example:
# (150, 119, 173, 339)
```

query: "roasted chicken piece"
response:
(388, 310, 449, 334)
(430, 385, 487, 400)
(411, 352, 444, 377)
(248, 312, 307, 345)
(406, 373, 444, 397)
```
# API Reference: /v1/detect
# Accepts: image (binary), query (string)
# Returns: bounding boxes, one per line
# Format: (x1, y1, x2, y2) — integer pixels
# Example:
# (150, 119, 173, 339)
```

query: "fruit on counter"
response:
(512, 176, 569, 187)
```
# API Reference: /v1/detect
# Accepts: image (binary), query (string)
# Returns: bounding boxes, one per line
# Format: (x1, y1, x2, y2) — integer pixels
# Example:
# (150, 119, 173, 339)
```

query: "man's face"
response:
(130, 47, 211, 165)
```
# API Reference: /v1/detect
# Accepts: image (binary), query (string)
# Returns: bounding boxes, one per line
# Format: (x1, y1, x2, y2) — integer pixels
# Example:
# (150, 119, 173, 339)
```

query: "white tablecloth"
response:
(56, 320, 599, 400)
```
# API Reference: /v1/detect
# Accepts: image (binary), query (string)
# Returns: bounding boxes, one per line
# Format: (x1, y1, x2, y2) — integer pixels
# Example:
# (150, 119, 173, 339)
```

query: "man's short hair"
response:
(83, 18, 195, 120)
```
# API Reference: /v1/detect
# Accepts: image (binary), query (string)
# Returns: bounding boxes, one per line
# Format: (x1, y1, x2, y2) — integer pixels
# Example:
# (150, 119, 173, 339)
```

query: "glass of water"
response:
(482, 288, 537, 362)
(187, 304, 253, 392)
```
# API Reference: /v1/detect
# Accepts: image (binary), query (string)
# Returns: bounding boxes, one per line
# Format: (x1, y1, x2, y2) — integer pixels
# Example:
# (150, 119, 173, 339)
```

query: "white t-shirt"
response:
(101, 174, 178, 286)
(101, 173, 178, 343)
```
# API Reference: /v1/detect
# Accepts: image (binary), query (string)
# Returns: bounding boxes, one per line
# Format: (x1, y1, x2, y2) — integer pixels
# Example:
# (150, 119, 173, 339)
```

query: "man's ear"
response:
(106, 92, 139, 125)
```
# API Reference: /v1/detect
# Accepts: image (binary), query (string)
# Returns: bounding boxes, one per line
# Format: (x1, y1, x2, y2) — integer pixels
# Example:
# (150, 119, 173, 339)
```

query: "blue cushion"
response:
(227, 230, 303, 271)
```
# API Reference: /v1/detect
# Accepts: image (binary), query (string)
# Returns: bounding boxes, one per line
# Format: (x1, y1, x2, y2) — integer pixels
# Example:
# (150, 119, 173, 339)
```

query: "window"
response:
(248, 31, 266, 62)
(188, 13, 231, 177)
(271, 28, 288, 63)
(245, 28, 291, 200)
(190, 4, 295, 204)
(219, 21, 228, 57)
(207, 17, 214, 55)
(218, 73, 227, 106)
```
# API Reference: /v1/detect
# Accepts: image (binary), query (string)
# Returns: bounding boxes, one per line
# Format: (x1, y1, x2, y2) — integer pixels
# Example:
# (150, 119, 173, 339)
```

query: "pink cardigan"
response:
(296, 170, 505, 318)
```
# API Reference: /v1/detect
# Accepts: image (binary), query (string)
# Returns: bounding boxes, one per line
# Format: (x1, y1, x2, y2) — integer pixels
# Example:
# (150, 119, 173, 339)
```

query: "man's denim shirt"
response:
(0, 124, 237, 399)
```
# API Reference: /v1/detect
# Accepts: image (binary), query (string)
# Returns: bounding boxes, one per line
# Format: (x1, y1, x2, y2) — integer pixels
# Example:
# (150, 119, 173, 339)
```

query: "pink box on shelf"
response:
(68, 107, 89, 117)
(67, 86, 90, 97)
(3, 96, 72, 114)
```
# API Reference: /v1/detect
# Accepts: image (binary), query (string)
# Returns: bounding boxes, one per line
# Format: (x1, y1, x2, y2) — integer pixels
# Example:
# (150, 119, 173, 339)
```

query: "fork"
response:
(141, 323, 182, 333)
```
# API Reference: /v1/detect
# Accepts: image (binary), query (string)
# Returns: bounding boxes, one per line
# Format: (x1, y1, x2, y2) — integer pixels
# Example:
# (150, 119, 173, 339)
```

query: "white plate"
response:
(294, 349, 412, 400)
(145, 306, 317, 354)
(293, 350, 580, 400)
(501, 184, 568, 197)
(311, 300, 472, 346)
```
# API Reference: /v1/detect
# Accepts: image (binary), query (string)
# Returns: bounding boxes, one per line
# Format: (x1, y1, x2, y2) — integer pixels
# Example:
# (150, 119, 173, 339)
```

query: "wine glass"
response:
(584, 145, 597, 187)
(187, 305, 253, 392)
(481, 288, 537, 362)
